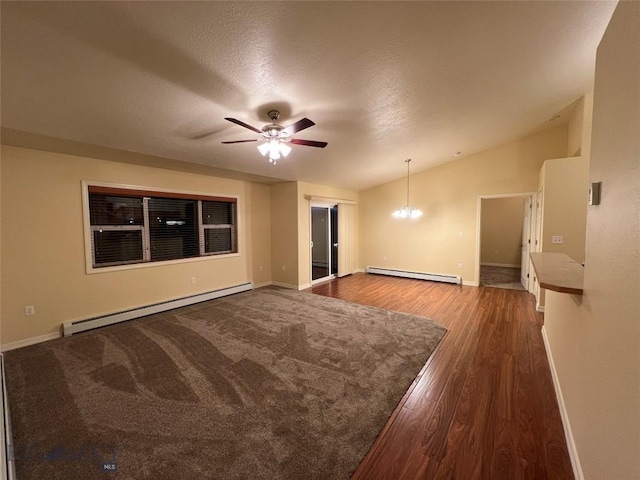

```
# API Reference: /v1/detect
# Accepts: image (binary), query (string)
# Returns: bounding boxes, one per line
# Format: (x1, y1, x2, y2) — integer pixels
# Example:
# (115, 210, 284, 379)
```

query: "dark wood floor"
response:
(308, 273, 573, 480)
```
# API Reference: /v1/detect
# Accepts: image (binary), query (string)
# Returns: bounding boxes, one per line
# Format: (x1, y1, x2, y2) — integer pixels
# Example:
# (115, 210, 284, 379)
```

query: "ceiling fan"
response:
(222, 110, 327, 165)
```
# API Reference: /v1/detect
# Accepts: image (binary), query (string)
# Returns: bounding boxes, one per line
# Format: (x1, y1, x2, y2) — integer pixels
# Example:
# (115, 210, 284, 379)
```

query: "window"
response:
(87, 185, 237, 269)
(201, 201, 236, 255)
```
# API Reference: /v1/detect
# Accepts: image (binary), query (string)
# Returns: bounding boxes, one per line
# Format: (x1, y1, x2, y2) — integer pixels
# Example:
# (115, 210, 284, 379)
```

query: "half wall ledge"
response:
(530, 252, 584, 295)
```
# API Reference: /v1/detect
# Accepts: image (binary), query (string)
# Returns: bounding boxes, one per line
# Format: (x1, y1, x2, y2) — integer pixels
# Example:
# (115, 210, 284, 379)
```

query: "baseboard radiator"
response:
(63, 282, 253, 337)
(366, 267, 462, 285)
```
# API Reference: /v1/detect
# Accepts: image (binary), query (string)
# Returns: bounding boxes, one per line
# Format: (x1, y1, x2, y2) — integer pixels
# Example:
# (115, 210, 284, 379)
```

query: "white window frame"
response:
(198, 201, 237, 256)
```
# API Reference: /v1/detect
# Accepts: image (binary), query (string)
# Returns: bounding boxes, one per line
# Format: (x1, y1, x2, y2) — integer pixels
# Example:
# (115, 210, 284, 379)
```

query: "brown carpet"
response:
(4, 287, 446, 479)
(480, 265, 526, 291)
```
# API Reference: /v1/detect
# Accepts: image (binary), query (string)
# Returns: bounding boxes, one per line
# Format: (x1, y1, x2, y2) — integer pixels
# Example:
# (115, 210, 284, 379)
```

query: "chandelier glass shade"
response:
(392, 159, 423, 219)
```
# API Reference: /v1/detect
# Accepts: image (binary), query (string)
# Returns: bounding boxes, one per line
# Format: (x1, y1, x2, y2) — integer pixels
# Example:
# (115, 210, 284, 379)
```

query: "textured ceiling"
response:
(0, 1, 617, 191)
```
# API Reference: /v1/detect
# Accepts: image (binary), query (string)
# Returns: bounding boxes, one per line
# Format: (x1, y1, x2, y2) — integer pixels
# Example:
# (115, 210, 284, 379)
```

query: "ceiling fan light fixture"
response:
(257, 142, 270, 156)
(258, 137, 290, 164)
(268, 139, 281, 159)
(392, 159, 423, 220)
(224, 110, 327, 166)
(279, 142, 291, 157)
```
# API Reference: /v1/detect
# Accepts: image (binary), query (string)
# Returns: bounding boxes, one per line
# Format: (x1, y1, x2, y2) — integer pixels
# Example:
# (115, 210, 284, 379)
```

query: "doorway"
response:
(476, 193, 536, 291)
(311, 204, 338, 283)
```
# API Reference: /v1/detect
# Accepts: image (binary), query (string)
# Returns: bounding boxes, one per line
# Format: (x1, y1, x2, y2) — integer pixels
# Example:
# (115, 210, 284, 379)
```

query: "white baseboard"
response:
(270, 281, 298, 290)
(481, 262, 520, 268)
(1, 332, 60, 352)
(298, 283, 312, 291)
(253, 281, 273, 289)
(541, 326, 583, 480)
(462, 280, 479, 287)
(536, 305, 545, 313)
(355, 268, 366, 273)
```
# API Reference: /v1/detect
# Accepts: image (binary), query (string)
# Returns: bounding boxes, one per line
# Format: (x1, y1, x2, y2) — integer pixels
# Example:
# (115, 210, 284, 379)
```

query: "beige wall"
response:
(480, 196, 527, 266)
(539, 156, 589, 263)
(269, 182, 299, 288)
(580, 92, 594, 160)
(543, 3, 640, 479)
(567, 93, 595, 159)
(0, 145, 271, 346)
(567, 97, 585, 157)
(359, 126, 568, 284)
(296, 182, 358, 287)
(246, 182, 272, 286)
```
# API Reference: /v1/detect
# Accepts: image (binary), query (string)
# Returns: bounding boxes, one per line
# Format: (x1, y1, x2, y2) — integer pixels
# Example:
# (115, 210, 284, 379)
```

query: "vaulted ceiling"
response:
(0, 1, 617, 191)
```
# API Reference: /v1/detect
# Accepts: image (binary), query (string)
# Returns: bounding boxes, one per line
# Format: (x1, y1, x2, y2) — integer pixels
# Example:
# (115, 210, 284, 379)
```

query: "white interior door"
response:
(533, 189, 544, 301)
(520, 197, 532, 289)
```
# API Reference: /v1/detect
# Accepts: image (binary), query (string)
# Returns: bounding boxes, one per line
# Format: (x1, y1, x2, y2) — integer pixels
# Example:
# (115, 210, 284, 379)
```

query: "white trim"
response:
(310, 274, 337, 287)
(462, 280, 479, 287)
(252, 281, 273, 289)
(305, 195, 356, 205)
(355, 268, 366, 273)
(480, 262, 520, 268)
(475, 192, 537, 288)
(270, 281, 298, 290)
(541, 326, 583, 480)
(309, 203, 337, 285)
(1, 332, 60, 352)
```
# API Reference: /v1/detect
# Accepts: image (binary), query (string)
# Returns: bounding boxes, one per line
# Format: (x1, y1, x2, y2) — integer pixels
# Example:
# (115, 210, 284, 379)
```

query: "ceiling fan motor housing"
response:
(262, 110, 288, 139)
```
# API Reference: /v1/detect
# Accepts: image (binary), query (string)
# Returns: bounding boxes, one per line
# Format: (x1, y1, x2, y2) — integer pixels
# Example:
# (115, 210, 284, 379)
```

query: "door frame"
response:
(475, 192, 537, 290)
(310, 202, 338, 285)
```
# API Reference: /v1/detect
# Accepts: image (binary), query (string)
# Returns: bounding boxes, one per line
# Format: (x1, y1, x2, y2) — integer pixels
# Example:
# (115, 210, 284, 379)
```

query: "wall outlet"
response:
(282, 265, 286, 271)
(191, 277, 196, 284)
(383, 256, 387, 262)
(552, 235, 564, 244)
(459, 231, 464, 238)
(458, 263, 464, 269)
(259, 265, 264, 272)
(25, 305, 35, 316)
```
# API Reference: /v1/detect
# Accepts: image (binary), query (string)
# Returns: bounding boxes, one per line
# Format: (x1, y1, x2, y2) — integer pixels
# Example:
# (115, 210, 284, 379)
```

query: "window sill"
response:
(86, 252, 240, 275)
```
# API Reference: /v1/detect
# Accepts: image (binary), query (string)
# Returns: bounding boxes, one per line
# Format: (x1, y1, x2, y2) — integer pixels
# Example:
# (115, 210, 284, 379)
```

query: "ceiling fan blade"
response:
(283, 118, 315, 135)
(221, 139, 258, 144)
(290, 139, 328, 148)
(224, 117, 262, 134)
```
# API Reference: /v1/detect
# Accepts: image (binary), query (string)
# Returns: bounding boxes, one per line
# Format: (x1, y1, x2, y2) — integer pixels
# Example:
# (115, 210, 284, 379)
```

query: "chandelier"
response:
(392, 159, 423, 219)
